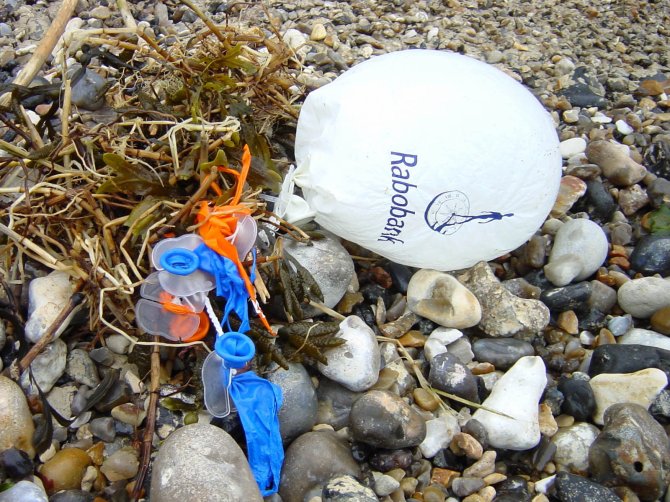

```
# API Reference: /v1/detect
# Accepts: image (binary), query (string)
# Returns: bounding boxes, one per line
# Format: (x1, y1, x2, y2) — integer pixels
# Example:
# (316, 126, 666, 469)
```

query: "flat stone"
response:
(267, 362, 317, 442)
(590, 403, 670, 501)
(471, 338, 534, 370)
(429, 352, 479, 402)
(559, 138, 587, 159)
(630, 234, 670, 276)
(21, 338, 67, 394)
(552, 422, 600, 474)
(151, 424, 262, 502)
(472, 356, 547, 450)
(459, 262, 549, 337)
(66, 348, 100, 388)
(620, 328, 670, 351)
(589, 368, 667, 425)
(541, 282, 592, 313)
(424, 327, 464, 363)
(419, 413, 460, 458)
(618, 277, 670, 318)
(0, 480, 48, 502)
(553, 472, 622, 502)
(0, 376, 35, 458)
(586, 140, 647, 186)
(588, 343, 670, 381)
(25, 271, 77, 343)
(407, 269, 481, 329)
(321, 474, 377, 501)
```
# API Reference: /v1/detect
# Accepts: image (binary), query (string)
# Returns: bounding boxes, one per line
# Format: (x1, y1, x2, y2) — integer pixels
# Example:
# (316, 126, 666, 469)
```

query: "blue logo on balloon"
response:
(424, 190, 514, 235)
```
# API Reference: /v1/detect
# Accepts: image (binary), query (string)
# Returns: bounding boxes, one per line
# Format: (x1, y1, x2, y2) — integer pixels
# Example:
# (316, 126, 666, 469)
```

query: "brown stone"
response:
(550, 175, 587, 218)
(651, 306, 670, 335)
(431, 467, 460, 487)
(398, 330, 427, 348)
(637, 79, 665, 96)
(413, 388, 440, 412)
(40, 447, 92, 493)
(556, 310, 579, 335)
(451, 432, 484, 459)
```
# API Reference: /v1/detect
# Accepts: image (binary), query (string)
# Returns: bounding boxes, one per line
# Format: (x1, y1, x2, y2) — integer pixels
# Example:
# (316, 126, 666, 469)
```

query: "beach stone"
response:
(316, 378, 360, 429)
(618, 184, 649, 216)
(551, 176, 587, 218)
(459, 262, 549, 337)
(20, 338, 67, 394)
(151, 423, 262, 502)
(577, 180, 618, 222)
(452, 477, 485, 497)
(100, 447, 138, 481)
(647, 177, 670, 208)
(558, 375, 596, 421)
(419, 413, 460, 458)
(407, 269, 481, 329)
(630, 234, 670, 276)
(105, 334, 131, 354)
(429, 352, 479, 402)
(472, 356, 547, 450)
(0, 480, 48, 502)
(589, 344, 670, 380)
(322, 474, 377, 501)
(70, 67, 109, 110)
(310, 23, 327, 41)
(89, 417, 116, 442)
(553, 472, 622, 502)
(49, 491, 94, 502)
(0, 376, 35, 458)
(463, 450, 496, 478)
(0, 447, 32, 479)
(350, 390, 426, 448)
(280, 430, 359, 502)
(559, 138, 587, 159)
(589, 368, 667, 425)
(620, 328, 670, 351)
(472, 338, 534, 370)
(39, 448, 91, 494)
(284, 234, 355, 311)
(540, 282, 592, 313)
(25, 270, 77, 343)
(424, 327, 464, 363)
(607, 315, 633, 336)
(267, 362, 317, 442)
(446, 336, 475, 364)
(317, 315, 380, 392)
(371, 471, 400, 497)
(552, 422, 600, 474)
(544, 219, 608, 287)
(617, 277, 670, 318)
(586, 140, 647, 186)
(590, 403, 670, 501)
(651, 306, 670, 335)
(66, 348, 100, 388)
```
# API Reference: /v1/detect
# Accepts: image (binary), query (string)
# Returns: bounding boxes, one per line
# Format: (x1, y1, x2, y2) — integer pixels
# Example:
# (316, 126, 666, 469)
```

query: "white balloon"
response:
(294, 50, 561, 271)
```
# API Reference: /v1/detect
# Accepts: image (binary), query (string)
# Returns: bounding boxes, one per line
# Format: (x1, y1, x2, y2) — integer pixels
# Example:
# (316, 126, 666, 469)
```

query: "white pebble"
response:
(616, 119, 635, 135)
(559, 137, 586, 159)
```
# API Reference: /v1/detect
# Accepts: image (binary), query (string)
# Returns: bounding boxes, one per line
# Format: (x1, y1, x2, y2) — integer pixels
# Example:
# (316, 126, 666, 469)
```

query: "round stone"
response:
(651, 306, 670, 335)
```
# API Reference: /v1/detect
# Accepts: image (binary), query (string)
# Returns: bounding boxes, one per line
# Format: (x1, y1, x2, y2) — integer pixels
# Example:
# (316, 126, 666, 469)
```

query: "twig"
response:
(179, 0, 227, 44)
(131, 336, 160, 501)
(116, 0, 138, 30)
(0, 0, 78, 107)
(308, 300, 346, 321)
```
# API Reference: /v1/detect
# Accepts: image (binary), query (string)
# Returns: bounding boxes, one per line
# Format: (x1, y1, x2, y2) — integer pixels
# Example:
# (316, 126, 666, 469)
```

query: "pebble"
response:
(317, 315, 380, 392)
(280, 431, 359, 502)
(321, 474, 377, 501)
(406, 269, 481, 329)
(589, 368, 667, 425)
(89, 417, 116, 442)
(552, 422, 600, 474)
(495, 476, 532, 501)
(284, 234, 355, 312)
(372, 471, 400, 497)
(589, 403, 670, 501)
(618, 184, 650, 215)
(452, 477, 486, 497)
(544, 219, 608, 287)
(0, 376, 35, 458)
(424, 327, 464, 363)
(349, 390, 426, 448)
(0, 447, 33, 478)
(24, 270, 77, 343)
(49, 490, 94, 502)
(39, 448, 91, 493)
(267, 362, 317, 442)
(459, 262, 549, 337)
(617, 277, 670, 318)
(581, 180, 618, 222)
(419, 414, 460, 458)
(607, 315, 633, 336)
(463, 450, 496, 478)
(105, 334, 131, 354)
(630, 234, 670, 275)
(472, 356, 547, 450)
(429, 352, 479, 402)
(316, 378, 360, 429)
(619, 328, 670, 351)
(559, 138, 587, 159)
(471, 338, 535, 370)
(111, 403, 146, 426)
(310, 23, 327, 41)
(99, 447, 138, 481)
(540, 282, 592, 312)
(558, 375, 596, 421)
(66, 348, 100, 388)
(414, 388, 440, 412)
(0, 480, 48, 502)
(586, 140, 647, 186)
(20, 338, 67, 395)
(651, 306, 670, 334)
(552, 471, 622, 501)
(151, 423, 262, 501)
(69, 67, 108, 111)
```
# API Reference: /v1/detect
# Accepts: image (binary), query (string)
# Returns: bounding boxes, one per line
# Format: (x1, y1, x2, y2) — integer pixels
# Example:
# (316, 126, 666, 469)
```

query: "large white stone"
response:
(619, 328, 670, 351)
(0, 376, 35, 458)
(317, 316, 380, 392)
(551, 422, 600, 474)
(0, 480, 48, 502)
(618, 277, 670, 318)
(544, 219, 608, 286)
(472, 356, 547, 450)
(407, 269, 481, 329)
(589, 368, 667, 425)
(25, 271, 77, 343)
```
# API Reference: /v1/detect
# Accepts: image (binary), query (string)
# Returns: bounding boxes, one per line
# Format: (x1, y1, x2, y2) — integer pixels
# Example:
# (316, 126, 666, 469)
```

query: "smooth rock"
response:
(20, 338, 67, 395)
(618, 277, 670, 318)
(589, 343, 670, 380)
(463, 450, 496, 478)
(647, 177, 670, 208)
(472, 356, 547, 450)
(590, 403, 670, 501)
(317, 316, 380, 392)
(0, 480, 48, 502)
(106, 334, 131, 354)
(471, 338, 535, 370)
(407, 269, 481, 329)
(452, 477, 485, 497)
(0, 376, 35, 458)
(586, 140, 647, 186)
(100, 447, 138, 481)
(321, 474, 377, 501)
(279, 431, 360, 502)
(284, 234, 355, 311)
(459, 262, 549, 337)
(495, 475, 532, 501)
(371, 471, 400, 497)
(39, 448, 91, 493)
(544, 219, 608, 287)
(310, 23, 327, 41)
(267, 362, 317, 442)
(630, 234, 670, 276)
(589, 368, 667, 425)
(49, 490, 94, 502)
(350, 390, 426, 448)
(66, 348, 100, 388)
(620, 328, 670, 351)
(316, 378, 360, 429)
(150, 424, 262, 502)
(0, 447, 33, 478)
(424, 327, 464, 363)
(607, 315, 633, 336)
(577, 180, 618, 222)
(651, 306, 670, 335)
(429, 352, 479, 402)
(552, 422, 600, 474)
(560, 138, 587, 159)
(558, 376, 596, 421)
(553, 472, 622, 501)
(89, 417, 116, 442)
(419, 413, 460, 458)
(25, 271, 77, 343)
(541, 282, 592, 313)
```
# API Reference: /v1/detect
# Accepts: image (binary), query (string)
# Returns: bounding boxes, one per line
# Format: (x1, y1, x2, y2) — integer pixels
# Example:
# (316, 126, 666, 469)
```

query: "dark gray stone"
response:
(558, 376, 596, 421)
(588, 344, 670, 381)
(589, 403, 670, 501)
(540, 282, 592, 313)
(471, 338, 534, 370)
(553, 472, 622, 502)
(316, 378, 361, 430)
(647, 178, 670, 208)
(491, 475, 531, 502)
(267, 363, 317, 442)
(428, 352, 479, 402)
(630, 234, 670, 276)
(49, 490, 95, 502)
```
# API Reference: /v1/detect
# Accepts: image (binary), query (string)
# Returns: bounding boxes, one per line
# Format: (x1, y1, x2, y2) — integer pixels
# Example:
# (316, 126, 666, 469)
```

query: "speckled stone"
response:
(630, 234, 670, 276)
(0, 376, 35, 458)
